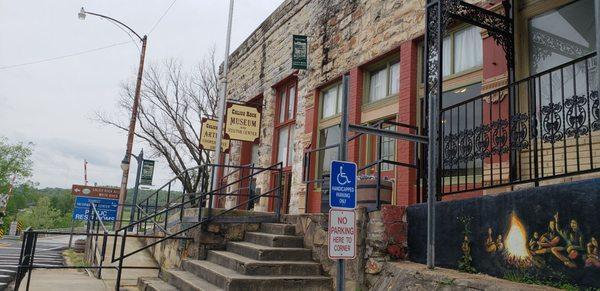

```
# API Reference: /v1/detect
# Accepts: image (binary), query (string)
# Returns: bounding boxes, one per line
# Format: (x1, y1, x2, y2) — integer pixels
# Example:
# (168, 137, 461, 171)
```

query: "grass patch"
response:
(503, 272, 599, 291)
(438, 278, 457, 286)
(63, 249, 86, 267)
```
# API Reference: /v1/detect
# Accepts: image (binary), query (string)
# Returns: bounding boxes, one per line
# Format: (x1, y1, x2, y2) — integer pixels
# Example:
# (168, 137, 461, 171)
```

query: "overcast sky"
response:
(0, 0, 283, 189)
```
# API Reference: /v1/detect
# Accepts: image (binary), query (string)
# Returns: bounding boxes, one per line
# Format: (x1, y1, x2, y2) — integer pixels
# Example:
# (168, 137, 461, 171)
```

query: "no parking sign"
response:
(328, 209, 356, 259)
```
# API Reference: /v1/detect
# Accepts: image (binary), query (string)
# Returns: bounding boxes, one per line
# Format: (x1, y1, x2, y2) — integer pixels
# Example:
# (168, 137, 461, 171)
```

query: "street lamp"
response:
(79, 7, 148, 229)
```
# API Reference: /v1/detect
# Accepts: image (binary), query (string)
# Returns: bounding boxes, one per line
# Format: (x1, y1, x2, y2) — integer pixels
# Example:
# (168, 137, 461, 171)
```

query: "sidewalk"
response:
(18, 269, 108, 291)
(17, 236, 159, 290)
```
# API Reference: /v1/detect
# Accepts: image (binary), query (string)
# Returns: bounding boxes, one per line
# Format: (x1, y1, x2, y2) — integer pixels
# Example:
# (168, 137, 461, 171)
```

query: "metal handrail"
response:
(302, 118, 423, 210)
(116, 162, 283, 234)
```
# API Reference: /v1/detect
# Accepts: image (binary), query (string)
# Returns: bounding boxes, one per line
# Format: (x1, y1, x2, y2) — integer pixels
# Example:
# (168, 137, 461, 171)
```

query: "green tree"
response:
(0, 137, 33, 193)
(19, 196, 63, 230)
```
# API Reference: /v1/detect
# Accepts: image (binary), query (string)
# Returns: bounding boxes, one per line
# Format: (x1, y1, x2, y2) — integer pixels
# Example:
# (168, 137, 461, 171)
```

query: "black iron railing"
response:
(302, 119, 424, 211)
(15, 162, 284, 291)
(111, 162, 284, 290)
(440, 52, 599, 195)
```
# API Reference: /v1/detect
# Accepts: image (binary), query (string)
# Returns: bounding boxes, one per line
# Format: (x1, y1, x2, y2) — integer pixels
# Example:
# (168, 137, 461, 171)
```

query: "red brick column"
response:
(348, 68, 363, 164)
(305, 90, 321, 213)
(396, 40, 418, 206)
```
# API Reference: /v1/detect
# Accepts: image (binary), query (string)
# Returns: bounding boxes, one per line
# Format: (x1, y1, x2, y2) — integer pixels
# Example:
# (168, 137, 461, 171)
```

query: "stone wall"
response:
(283, 205, 408, 289)
(143, 209, 264, 269)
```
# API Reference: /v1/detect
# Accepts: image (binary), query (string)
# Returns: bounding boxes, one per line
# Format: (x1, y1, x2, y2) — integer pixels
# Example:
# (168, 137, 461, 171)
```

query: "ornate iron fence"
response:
(440, 52, 599, 195)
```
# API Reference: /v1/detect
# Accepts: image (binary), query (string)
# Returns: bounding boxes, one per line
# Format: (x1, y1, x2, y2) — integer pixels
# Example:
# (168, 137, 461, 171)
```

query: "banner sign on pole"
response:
(224, 103, 261, 143)
(72, 196, 118, 221)
(71, 184, 120, 200)
(329, 160, 357, 209)
(292, 35, 308, 70)
(140, 159, 155, 186)
(328, 209, 356, 259)
(200, 118, 231, 152)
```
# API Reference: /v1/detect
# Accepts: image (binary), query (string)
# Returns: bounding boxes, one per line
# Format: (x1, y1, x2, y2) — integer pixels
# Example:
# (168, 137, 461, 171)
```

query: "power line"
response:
(0, 41, 133, 71)
(1, 2, 178, 71)
(148, 0, 178, 34)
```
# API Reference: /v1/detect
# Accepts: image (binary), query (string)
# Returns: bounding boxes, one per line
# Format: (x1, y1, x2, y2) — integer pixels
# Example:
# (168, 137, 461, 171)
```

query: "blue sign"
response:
(329, 160, 357, 209)
(72, 196, 118, 221)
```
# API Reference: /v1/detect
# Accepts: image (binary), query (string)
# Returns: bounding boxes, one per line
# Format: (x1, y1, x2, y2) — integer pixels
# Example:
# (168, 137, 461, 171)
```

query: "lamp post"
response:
(79, 7, 148, 229)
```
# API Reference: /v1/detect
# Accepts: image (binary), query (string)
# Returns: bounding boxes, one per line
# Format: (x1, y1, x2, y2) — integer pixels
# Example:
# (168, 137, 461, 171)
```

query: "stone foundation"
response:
(283, 204, 408, 289)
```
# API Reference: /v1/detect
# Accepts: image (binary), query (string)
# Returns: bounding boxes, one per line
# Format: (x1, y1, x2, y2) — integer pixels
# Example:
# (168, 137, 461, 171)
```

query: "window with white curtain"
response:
(443, 26, 483, 77)
(321, 82, 342, 119)
(367, 60, 400, 103)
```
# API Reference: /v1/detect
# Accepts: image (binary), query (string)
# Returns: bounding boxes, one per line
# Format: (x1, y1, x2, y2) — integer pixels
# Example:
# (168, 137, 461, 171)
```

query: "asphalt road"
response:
(0, 237, 67, 290)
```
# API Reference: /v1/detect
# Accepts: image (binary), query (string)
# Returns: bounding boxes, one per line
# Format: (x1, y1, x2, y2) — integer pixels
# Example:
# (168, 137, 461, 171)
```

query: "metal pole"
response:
(211, 0, 235, 209)
(595, 0, 600, 87)
(335, 73, 350, 291)
(116, 35, 148, 229)
(425, 0, 442, 270)
(129, 150, 144, 230)
(68, 218, 75, 248)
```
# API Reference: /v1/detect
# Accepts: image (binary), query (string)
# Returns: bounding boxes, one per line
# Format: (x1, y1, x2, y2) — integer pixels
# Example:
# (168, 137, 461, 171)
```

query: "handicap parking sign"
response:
(329, 160, 357, 209)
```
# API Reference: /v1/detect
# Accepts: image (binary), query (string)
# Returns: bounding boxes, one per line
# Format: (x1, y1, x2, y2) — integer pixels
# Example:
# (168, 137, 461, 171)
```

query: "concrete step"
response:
(259, 223, 295, 235)
(182, 260, 331, 291)
(0, 266, 17, 270)
(207, 250, 321, 276)
(226, 241, 312, 261)
(160, 268, 223, 291)
(244, 232, 304, 248)
(0, 269, 16, 275)
(138, 276, 179, 291)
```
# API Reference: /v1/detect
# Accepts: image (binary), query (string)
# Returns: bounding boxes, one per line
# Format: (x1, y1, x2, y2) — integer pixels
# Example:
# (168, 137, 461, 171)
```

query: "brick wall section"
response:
(348, 67, 363, 162)
(395, 40, 419, 206)
(381, 205, 408, 260)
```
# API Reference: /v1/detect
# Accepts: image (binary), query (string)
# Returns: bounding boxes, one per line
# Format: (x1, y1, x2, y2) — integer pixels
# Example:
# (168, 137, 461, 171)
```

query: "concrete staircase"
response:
(137, 223, 332, 291)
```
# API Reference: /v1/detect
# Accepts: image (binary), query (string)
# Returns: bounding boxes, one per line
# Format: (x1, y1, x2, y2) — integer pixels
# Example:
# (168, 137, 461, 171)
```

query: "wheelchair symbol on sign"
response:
(336, 166, 351, 185)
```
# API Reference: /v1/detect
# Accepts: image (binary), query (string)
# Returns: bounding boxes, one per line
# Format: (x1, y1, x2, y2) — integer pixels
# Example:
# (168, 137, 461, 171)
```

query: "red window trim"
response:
(273, 79, 298, 169)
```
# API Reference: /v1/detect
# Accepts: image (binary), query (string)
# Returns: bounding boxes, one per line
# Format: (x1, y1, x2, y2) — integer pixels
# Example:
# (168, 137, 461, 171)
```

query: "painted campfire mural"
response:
(460, 210, 600, 287)
(407, 180, 600, 288)
(483, 212, 599, 270)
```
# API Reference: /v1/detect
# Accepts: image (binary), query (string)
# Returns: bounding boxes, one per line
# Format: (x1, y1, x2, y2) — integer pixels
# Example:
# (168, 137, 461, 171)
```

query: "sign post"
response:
(327, 73, 351, 291)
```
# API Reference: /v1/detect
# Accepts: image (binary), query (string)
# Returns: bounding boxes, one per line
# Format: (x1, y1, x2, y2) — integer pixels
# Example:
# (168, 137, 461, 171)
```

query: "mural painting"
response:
(407, 179, 600, 288)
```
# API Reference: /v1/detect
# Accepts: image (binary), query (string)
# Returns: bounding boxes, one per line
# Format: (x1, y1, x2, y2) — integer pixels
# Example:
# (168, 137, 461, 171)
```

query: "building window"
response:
(321, 82, 342, 119)
(275, 81, 297, 168)
(529, 0, 595, 74)
(318, 125, 340, 175)
(441, 82, 483, 177)
(443, 26, 483, 77)
(380, 124, 396, 171)
(277, 125, 295, 167)
(528, 0, 596, 105)
(366, 60, 400, 103)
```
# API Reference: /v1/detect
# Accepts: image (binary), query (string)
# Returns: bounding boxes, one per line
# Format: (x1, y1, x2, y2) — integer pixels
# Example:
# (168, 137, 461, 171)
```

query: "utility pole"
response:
(117, 36, 147, 228)
(211, 0, 235, 208)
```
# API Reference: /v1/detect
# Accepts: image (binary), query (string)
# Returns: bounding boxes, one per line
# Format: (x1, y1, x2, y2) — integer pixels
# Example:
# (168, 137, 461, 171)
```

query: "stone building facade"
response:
(220, 0, 597, 214)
